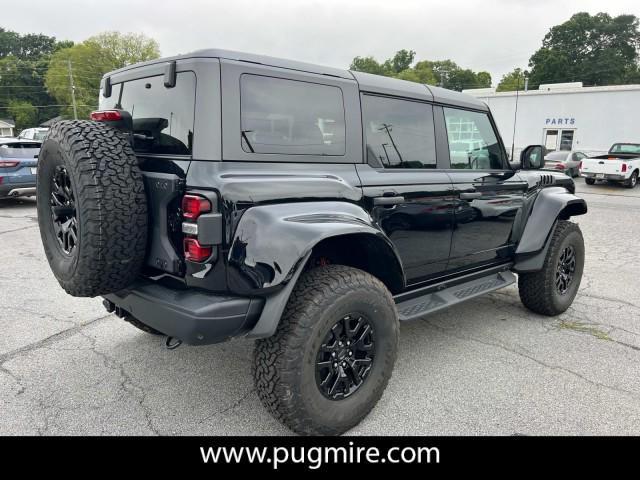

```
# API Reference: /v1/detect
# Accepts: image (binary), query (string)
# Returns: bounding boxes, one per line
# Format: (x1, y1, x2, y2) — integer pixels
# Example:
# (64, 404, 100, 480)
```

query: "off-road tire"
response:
(37, 120, 147, 297)
(124, 315, 164, 335)
(585, 178, 596, 185)
(518, 220, 584, 316)
(253, 265, 398, 435)
(624, 170, 638, 188)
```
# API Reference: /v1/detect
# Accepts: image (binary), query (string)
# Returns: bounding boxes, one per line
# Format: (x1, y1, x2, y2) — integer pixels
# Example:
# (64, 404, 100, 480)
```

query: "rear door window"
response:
(100, 72, 196, 155)
(240, 74, 346, 156)
(361, 95, 436, 169)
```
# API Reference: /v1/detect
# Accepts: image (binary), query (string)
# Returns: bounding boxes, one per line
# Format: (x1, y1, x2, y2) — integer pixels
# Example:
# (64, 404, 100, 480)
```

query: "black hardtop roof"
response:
(105, 48, 488, 111)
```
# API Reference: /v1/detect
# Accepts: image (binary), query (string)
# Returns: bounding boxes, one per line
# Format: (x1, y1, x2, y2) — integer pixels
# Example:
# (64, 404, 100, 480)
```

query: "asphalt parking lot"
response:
(1, 178, 639, 435)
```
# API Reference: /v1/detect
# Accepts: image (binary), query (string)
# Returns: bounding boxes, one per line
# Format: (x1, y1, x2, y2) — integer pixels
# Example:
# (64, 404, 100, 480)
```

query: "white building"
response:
(0, 119, 15, 137)
(463, 83, 640, 157)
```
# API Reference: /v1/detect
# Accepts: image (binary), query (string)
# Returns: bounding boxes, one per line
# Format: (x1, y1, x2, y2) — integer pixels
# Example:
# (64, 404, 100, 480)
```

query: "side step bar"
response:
(395, 271, 516, 321)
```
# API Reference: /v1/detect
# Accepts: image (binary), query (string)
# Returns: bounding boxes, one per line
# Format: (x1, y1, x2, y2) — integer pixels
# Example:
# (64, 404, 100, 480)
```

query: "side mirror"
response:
(520, 145, 545, 170)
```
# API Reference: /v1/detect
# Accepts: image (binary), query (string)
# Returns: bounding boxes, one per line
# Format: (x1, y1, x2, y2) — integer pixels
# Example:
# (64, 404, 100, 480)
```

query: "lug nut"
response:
(348, 351, 352, 356)
(332, 352, 336, 357)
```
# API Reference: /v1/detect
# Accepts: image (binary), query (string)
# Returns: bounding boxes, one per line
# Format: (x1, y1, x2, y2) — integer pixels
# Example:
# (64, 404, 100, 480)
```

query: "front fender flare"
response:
(514, 187, 587, 272)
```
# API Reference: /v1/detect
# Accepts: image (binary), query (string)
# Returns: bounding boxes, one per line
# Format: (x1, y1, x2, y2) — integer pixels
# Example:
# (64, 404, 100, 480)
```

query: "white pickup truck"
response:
(580, 143, 640, 188)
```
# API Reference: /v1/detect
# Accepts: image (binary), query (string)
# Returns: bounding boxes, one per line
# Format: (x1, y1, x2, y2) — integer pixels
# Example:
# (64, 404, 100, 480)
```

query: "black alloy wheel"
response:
(50, 165, 78, 255)
(555, 245, 576, 295)
(315, 314, 376, 400)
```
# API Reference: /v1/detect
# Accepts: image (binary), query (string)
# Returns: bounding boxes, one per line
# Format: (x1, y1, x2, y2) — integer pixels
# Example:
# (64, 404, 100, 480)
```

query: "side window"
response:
(443, 108, 506, 170)
(240, 74, 345, 156)
(99, 73, 196, 155)
(361, 95, 436, 169)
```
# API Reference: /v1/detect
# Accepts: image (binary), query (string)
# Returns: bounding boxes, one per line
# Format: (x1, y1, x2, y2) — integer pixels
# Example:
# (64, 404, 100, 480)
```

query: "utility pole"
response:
(378, 124, 403, 164)
(67, 59, 78, 120)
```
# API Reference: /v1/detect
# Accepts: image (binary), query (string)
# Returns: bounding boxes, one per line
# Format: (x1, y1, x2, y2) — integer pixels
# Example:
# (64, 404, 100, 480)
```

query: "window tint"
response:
(240, 75, 345, 156)
(443, 108, 506, 170)
(100, 72, 196, 155)
(362, 95, 436, 169)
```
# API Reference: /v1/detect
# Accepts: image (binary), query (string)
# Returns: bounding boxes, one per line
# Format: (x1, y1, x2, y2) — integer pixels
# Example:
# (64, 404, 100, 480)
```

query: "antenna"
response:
(510, 77, 521, 161)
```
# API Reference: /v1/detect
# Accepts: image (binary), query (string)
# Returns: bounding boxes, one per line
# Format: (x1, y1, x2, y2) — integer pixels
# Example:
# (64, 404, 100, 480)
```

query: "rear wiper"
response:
(241, 130, 255, 153)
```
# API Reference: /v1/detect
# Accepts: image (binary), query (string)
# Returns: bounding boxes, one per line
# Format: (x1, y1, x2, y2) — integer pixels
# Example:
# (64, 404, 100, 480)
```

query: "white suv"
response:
(17, 127, 49, 141)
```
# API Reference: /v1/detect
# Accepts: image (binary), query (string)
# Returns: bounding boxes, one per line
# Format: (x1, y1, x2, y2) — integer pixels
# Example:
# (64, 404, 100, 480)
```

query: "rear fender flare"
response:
(227, 201, 404, 295)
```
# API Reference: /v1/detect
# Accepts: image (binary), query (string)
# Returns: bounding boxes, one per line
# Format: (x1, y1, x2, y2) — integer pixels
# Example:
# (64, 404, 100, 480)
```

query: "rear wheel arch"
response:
(307, 232, 405, 295)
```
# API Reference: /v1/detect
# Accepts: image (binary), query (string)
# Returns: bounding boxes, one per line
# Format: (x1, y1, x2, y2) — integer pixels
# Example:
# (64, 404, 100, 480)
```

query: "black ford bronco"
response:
(36, 49, 587, 435)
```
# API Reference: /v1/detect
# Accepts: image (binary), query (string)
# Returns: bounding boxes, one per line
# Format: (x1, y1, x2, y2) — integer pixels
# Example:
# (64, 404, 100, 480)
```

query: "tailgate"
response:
(581, 158, 626, 175)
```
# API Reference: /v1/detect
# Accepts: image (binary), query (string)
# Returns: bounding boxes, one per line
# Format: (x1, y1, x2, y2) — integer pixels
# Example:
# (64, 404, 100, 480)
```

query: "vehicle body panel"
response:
(0, 140, 41, 198)
(580, 143, 640, 182)
(93, 49, 588, 345)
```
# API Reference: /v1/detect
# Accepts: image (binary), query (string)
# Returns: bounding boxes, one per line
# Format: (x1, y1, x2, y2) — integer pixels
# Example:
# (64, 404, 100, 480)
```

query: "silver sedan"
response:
(543, 150, 587, 177)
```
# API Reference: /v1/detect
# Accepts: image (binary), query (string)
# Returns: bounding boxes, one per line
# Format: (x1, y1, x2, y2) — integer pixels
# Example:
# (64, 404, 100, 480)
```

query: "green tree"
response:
(45, 32, 160, 119)
(348, 51, 490, 90)
(528, 12, 640, 87)
(384, 49, 416, 74)
(84, 32, 160, 68)
(0, 28, 59, 59)
(349, 55, 388, 75)
(496, 68, 527, 92)
(7, 99, 37, 131)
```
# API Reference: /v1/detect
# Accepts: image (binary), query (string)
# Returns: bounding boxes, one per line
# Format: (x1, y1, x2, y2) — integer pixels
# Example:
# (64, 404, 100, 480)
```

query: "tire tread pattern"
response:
(39, 120, 147, 297)
(518, 220, 583, 316)
(253, 265, 398, 435)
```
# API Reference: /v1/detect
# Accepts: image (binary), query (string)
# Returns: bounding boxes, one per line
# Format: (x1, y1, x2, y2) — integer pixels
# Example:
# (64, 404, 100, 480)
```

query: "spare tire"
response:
(37, 120, 147, 297)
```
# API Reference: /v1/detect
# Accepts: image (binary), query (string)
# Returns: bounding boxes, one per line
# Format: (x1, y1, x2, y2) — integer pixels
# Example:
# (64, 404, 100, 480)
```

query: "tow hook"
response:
(165, 336, 183, 350)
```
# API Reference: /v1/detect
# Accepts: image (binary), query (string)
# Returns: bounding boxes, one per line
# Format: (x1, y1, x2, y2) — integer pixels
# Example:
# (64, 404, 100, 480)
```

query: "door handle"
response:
(373, 196, 405, 206)
(459, 192, 482, 200)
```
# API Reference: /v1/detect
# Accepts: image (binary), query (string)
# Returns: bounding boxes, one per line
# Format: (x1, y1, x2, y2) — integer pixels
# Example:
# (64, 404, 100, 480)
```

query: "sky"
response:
(3, 0, 640, 86)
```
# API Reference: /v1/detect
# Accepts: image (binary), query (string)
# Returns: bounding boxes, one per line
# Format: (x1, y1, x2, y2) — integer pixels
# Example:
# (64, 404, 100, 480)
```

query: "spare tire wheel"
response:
(37, 120, 147, 297)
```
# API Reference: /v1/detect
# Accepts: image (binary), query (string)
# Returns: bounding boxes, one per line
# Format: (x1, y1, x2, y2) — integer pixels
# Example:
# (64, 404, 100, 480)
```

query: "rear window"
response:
(240, 74, 346, 156)
(610, 143, 640, 154)
(545, 151, 568, 161)
(100, 72, 196, 155)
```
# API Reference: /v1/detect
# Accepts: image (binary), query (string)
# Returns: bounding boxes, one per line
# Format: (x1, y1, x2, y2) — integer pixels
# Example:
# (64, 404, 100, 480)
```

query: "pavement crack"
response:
(422, 318, 640, 399)
(0, 314, 112, 366)
(78, 330, 161, 436)
(0, 225, 37, 236)
(196, 388, 255, 425)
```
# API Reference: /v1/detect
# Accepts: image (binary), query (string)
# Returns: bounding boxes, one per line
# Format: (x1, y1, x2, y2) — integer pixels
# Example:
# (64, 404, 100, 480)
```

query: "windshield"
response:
(610, 143, 640, 154)
(33, 130, 48, 141)
(545, 151, 569, 161)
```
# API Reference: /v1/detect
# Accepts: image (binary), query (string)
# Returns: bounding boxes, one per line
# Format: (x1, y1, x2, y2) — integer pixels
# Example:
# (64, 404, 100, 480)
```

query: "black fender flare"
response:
(513, 187, 587, 272)
(226, 201, 404, 338)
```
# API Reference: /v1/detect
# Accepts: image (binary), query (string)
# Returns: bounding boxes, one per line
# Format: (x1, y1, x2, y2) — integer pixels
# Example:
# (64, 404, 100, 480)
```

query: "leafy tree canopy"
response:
(45, 32, 160, 119)
(496, 68, 528, 92)
(528, 12, 640, 87)
(349, 50, 491, 91)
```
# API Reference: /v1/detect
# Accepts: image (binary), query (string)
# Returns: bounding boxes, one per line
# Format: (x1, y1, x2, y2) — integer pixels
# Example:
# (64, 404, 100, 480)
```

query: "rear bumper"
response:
(0, 183, 36, 198)
(103, 279, 264, 345)
(581, 172, 626, 181)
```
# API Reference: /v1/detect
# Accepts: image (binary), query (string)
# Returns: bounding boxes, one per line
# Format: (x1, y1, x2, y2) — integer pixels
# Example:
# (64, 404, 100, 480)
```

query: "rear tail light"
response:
(183, 238, 212, 262)
(622, 163, 628, 173)
(0, 161, 19, 168)
(555, 163, 565, 169)
(182, 195, 212, 220)
(578, 161, 582, 170)
(90, 110, 123, 121)
(182, 193, 214, 263)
